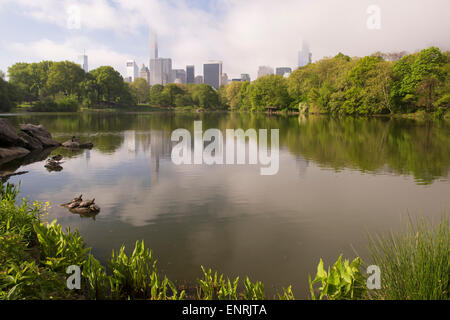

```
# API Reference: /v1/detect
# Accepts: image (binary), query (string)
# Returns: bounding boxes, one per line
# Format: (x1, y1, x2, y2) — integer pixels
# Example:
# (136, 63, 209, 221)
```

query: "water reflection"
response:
(1, 112, 449, 298)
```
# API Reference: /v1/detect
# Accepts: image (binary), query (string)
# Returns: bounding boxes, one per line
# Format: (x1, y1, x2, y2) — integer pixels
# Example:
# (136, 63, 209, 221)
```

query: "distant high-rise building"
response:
(194, 75, 203, 84)
(150, 58, 172, 85)
(150, 30, 158, 60)
(257, 66, 274, 78)
(298, 41, 312, 68)
(221, 73, 229, 86)
(203, 61, 222, 90)
(241, 74, 251, 82)
(171, 69, 186, 84)
(77, 54, 88, 72)
(276, 67, 292, 76)
(126, 60, 139, 82)
(186, 65, 195, 84)
(139, 64, 150, 83)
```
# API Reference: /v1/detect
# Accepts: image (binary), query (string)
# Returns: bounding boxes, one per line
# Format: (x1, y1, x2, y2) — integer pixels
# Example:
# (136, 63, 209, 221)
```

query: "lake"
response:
(1, 112, 449, 298)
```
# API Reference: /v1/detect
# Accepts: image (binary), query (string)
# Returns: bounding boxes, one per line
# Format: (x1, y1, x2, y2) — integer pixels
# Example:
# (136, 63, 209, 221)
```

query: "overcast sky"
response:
(0, 0, 449, 80)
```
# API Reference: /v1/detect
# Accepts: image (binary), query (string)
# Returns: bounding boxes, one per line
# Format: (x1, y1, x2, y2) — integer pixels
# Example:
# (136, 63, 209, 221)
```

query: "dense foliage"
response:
(223, 47, 449, 115)
(6, 61, 136, 110)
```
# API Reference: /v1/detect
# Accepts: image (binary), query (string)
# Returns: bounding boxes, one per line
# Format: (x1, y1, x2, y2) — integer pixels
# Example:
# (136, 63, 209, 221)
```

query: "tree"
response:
(89, 66, 124, 104)
(249, 75, 291, 111)
(224, 81, 244, 110)
(0, 70, 5, 80)
(8, 62, 34, 102)
(129, 78, 150, 104)
(162, 83, 186, 107)
(190, 84, 220, 109)
(391, 47, 448, 111)
(149, 84, 167, 106)
(0, 77, 19, 112)
(46, 61, 85, 97)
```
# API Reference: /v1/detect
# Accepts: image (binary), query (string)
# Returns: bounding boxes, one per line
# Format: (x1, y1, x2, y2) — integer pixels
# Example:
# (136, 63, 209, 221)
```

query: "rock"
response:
(1, 171, 28, 183)
(18, 131, 43, 151)
(0, 118, 23, 148)
(19, 124, 61, 148)
(0, 147, 30, 164)
(62, 137, 93, 149)
(44, 158, 63, 172)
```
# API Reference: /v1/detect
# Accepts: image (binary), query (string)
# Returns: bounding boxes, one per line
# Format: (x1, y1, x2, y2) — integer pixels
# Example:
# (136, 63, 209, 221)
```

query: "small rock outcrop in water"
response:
(62, 136, 94, 149)
(61, 195, 100, 215)
(44, 158, 63, 172)
(0, 118, 61, 163)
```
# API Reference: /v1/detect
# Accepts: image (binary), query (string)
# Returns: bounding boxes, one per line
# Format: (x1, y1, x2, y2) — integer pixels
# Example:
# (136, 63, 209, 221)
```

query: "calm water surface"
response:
(2, 112, 449, 298)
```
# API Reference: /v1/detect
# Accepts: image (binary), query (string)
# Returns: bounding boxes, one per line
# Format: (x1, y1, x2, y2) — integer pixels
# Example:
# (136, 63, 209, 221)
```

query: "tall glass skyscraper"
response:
(203, 61, 222, 90)
(186, 65, 195, 84)
(77, 54, 88, 72)
(298, 41, 312, 68)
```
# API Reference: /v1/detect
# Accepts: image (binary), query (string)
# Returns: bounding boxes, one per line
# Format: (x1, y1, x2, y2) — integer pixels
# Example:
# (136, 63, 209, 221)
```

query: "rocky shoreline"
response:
(0, 118, 61, 164)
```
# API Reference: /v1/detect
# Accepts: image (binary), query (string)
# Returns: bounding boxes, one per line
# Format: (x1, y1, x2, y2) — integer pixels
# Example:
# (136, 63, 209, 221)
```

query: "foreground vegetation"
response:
(1, 182, 448, 300)
(1, 47, 448, 116)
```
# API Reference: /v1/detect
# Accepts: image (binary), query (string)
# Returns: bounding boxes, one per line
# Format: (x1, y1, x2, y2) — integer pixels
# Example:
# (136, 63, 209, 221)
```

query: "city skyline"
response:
(1, 0, 449, 81)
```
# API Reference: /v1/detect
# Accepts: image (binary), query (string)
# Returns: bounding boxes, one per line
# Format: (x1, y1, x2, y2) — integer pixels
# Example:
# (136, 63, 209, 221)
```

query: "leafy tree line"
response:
(222, 47, 450, 115)
(5, 61, 135, 111)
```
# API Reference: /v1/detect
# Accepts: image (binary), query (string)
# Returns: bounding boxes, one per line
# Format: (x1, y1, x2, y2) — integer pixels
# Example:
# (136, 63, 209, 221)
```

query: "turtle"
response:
(68, 201, 81, 209)
(72, 194, 83, 202)
(79, 198, 95, 208)
(89, 204, 100, 213)
(51, 155, 63, 161)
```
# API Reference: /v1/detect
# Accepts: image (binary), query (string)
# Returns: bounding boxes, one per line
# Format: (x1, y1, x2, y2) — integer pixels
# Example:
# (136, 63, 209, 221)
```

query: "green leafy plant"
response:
(243, 277, 265, 300)
(33, 220, 88, 272)
(277, 285, 295, 300)
(309, 255, 367, 300)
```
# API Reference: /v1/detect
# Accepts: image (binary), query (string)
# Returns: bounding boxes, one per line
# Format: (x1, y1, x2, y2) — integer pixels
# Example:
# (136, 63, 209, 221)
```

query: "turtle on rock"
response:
(79, 198, 95, 208)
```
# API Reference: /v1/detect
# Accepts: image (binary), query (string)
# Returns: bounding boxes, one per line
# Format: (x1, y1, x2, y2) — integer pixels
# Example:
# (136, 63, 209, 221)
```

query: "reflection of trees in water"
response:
(283, 116, 450, 185)
(4, 113, 449, 185)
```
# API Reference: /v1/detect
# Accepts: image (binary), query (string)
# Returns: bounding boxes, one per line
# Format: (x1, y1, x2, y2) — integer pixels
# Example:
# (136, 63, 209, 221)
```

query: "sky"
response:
(0, 0, 449, 80)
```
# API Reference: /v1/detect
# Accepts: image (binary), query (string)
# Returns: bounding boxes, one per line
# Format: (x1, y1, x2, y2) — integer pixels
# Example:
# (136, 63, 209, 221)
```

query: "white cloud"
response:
(8, 37, 135, 75)
(1, 0, 449, 79)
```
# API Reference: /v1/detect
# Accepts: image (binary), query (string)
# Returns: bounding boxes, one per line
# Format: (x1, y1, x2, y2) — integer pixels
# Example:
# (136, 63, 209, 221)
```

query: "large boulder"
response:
(19, 124, 61, 148)
(18, 131, 43, 150)
(0, 147, 30, 164)
(0, 118, 23, 148)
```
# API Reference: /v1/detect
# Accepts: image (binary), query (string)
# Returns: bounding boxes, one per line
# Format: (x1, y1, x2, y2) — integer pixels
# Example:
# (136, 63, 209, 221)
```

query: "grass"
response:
(368, 215, 449, 300)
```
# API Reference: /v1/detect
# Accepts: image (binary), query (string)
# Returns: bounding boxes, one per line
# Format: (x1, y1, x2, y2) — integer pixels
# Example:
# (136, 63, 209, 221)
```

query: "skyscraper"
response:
(171, 69, 186, 84)
(221, 73, 229, 86)
(257, 66, 274, 78)
(203, 61, 222, 90)
(194, 75, 203, 84)
(186, 65, 195, 84)
(241, 74, 251, 82)
(126, 60, 139, 82)
(150, 31, 158, 60)
(77, 54, 88, 72)
(276, 67, 292, 76)
(298, 41, 312, 68)
(150, 58, 172, 86)
(139, 64, 150, 83)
